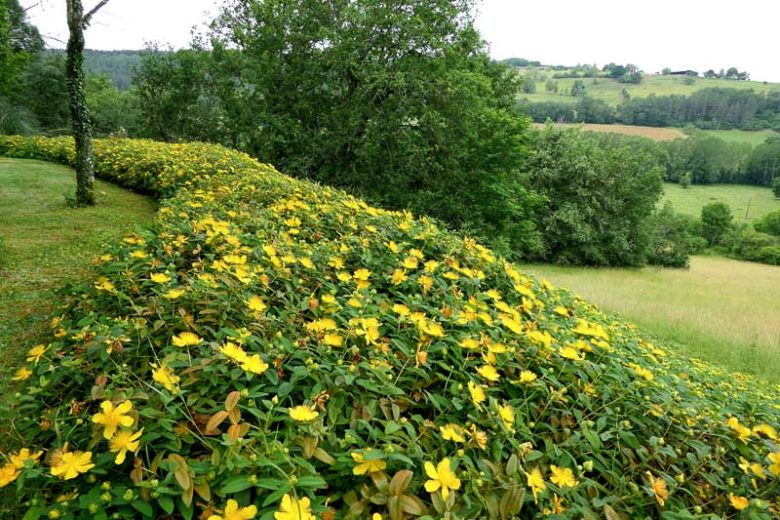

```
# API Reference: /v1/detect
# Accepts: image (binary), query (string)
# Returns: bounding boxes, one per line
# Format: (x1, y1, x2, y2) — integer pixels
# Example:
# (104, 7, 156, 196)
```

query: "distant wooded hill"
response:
(44, 49, 144, 91)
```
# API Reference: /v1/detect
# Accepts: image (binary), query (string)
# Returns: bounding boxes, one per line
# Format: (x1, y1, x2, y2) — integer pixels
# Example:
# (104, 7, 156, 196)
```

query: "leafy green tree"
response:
(571, 79, 586, 96)
(647, 203, 706, 267)
(524, 127, 663, 266)
(17, 54, 70, 131)
(700, 201, 733, 245)
(198, 0, 536, 252)
(0, 0, 43, 96)
(745, 140, 780, 185)
(774, 178, 780, 198)
(86, 73, 140, 135)
(754, 210, 780, 236)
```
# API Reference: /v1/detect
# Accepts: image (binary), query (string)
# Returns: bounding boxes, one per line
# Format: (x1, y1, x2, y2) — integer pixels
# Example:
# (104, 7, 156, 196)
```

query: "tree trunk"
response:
(66, 0, 95, 206)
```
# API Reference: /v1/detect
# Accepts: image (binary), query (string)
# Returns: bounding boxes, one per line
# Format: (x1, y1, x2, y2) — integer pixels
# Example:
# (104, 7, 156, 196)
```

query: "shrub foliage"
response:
(1, 136, 779, 519)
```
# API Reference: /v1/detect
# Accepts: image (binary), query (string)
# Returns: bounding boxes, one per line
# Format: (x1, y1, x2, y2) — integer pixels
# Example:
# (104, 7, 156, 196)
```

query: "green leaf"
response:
(220, 476, 253, 494)
(158, 496, 175, 515)
(131, 499, 154, 518)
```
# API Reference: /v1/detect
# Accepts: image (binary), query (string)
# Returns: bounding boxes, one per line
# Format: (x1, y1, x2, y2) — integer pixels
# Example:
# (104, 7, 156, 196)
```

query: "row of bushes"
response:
(1, 136, 778, 518)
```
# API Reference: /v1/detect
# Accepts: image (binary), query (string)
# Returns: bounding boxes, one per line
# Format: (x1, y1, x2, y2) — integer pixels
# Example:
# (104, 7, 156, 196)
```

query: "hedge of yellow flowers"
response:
(1, 135, 779, 519)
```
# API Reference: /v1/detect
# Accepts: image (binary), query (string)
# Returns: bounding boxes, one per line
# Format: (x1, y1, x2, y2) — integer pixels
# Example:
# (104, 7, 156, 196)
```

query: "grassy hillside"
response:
(695, 128, 779, 147)
(532, 123, 686, 141)
(662, 182, 780, 222)
(1, 137, 779, 518)
(520, 72, 780, 106)
(523, 255, 780, 383)
(0, 158, 155, 379)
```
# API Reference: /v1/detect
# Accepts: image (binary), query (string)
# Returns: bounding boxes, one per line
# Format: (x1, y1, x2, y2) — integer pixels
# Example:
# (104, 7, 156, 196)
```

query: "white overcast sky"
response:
(19, 0, 780, 82)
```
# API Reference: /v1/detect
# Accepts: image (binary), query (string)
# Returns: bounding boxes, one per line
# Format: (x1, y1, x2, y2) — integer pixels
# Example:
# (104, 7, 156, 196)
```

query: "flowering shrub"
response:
(1, 136, 779, 519)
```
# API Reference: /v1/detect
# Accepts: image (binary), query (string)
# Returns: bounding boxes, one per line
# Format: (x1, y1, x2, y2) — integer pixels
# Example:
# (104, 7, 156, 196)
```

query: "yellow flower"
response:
(767, 452, 780, 476)
(469, 424, 488, 450)
(152, 363, 180, 393)
(222, 342, 249, 362)
(150, 273, 171, 284)
(208, 498, 258, 520)
(645, 472, 668, 507)
(390, 268, 408, 285)
(459, 338, 480, 350)
(424, 458, 461, 500)
(525, 467, 546, 503)
(94, 277, 115, 292)
(402, 256, 418, 269)
(477, 364, 500, 382)
(559, 346, 584, 361)
(543, 494, 566, 515)
(91, 400, 134, 439)
(468, 381, 486, 406)
(246, 295, 267, 313)
(440, 424, 466, 443)
(519, 370, 537, 383)
(241, 354, 269, 375)
(109, 428, 143, 464)
(26, 344, 47, 364)
(323, 333, 343, 347)
(0, 463, 20, 488)
(418, 275, 433, 293)
(549, 465, 578, 488)
(752, 423, 778, 440)
(50, 451, 95, 480)
(289, 405, 319, 422)
(739, 457, 767, 480)
(12, 367, 32, 381)
(9, 448, 43, 469)
(728, 493, 749, 511)
(172, 331, 202, 347)
(726, 417, 753, 443)
(163, 288, 186, 300)
(498, 403, 515, 432)
(306, 318, 337, 332)
(274, 494, 314, 520)
(351, 451, 387, 475)
(353, 268, 371, 289)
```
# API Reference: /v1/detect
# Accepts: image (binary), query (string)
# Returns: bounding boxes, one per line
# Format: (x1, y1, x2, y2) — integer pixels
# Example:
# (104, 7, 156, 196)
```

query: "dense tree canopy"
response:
(132, 0, 539, 256)
(523, 127, 664, 266)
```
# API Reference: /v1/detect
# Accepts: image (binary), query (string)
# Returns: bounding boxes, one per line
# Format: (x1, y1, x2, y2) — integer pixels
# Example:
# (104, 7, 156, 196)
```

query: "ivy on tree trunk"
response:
(66, 0, 110, 206)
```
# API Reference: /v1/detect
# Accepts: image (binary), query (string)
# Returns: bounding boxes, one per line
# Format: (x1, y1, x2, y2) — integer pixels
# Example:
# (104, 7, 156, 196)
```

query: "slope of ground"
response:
(0, 137, 778, 519)
(0, 158, 155, 380)
(522, 255, 780, 383)
(662, 182, 779, 223)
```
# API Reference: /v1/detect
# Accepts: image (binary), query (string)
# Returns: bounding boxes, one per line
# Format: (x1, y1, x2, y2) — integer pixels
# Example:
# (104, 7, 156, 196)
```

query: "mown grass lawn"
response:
(0, 158, 155, 383)
(522, 255, 780, 383)
(662, 182, 779, 223)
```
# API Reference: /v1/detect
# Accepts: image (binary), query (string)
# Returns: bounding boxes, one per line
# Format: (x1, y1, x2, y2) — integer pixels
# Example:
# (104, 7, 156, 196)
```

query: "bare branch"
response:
(83, 0, 112, 25)
(22, 1, 43, 13)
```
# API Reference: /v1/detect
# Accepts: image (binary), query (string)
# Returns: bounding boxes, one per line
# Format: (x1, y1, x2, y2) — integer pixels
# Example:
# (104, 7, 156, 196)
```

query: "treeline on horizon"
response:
(520, 88, 780, 132)
(2, 0, 779, 270)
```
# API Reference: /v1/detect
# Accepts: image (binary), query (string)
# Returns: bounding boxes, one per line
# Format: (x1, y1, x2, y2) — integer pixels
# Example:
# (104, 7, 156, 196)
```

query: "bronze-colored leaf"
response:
(225, 390, 241, 412)
(388, 469, 413, 496)
(204, 410, 229, 434)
